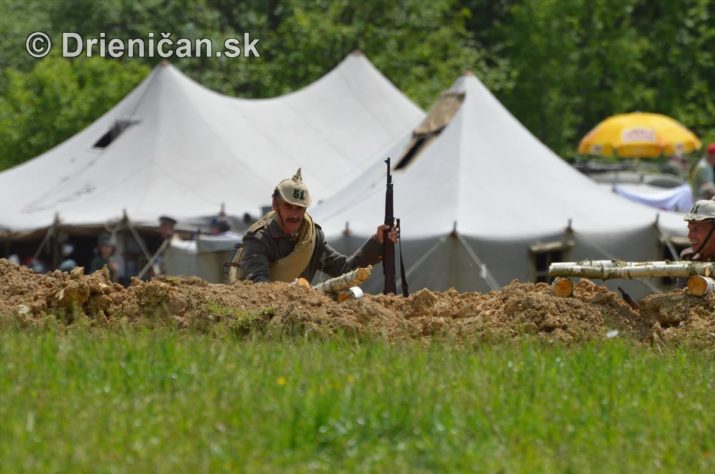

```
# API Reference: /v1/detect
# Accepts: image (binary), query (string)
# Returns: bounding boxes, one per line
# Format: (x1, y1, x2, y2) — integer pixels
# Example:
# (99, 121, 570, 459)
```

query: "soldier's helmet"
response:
(274, 168, 311, 208)
(684, 199, 715, 221)
(97, 232, 115, 247)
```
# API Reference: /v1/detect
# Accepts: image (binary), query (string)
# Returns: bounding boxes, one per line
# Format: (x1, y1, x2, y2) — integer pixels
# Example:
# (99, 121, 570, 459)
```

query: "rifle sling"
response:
(397, 218, 408, 297)
(399, 238, 408, 297)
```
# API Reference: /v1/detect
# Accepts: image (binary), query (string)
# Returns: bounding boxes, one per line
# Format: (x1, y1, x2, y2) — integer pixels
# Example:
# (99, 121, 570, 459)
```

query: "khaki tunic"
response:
(233, 218, 383, 283)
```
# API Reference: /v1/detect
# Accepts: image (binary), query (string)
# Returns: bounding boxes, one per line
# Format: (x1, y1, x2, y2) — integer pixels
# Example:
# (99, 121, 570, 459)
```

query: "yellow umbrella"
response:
(578, 112, 701, 158)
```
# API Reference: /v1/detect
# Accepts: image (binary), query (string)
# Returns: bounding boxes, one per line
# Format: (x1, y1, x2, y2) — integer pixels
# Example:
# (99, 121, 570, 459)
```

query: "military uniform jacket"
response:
(679, 246, 715, 263)
(238, 218, 383, 283)
(675, 246, 715, 288)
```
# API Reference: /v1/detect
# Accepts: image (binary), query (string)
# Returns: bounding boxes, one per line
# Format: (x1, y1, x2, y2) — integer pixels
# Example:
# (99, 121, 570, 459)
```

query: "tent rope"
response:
(399, 236, 447, 284)
(660, 233, 681, 261)
(398, 234, 501, 291)
(454, 233, 500, 291)
(137, 238, 171, 280)
(122, 217, 153, 262)
(32, 225, 54, 261)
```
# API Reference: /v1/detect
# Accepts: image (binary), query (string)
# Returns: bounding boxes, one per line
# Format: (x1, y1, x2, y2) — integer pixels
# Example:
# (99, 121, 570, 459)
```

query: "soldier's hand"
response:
(374, 224, 399, 244)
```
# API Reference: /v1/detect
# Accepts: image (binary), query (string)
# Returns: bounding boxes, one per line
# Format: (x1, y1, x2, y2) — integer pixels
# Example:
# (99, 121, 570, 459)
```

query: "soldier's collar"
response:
(268, 217, 295, 239)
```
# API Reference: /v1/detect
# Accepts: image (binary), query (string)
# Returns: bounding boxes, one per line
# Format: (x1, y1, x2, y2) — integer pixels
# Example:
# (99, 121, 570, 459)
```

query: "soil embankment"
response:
(2, 259, 713, 346)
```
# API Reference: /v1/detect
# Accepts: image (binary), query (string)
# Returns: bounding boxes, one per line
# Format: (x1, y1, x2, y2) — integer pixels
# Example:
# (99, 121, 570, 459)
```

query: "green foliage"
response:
(258, 0, 499, 107)
(499, 0, 649, 158)
(1, 330, 715, 472)
(0, 56, 148, 169)
(631, 0, 715, 144)
(497, 0, 715, 157)
(0, 0, 50, 75)
(0, 0, 714, 169)
(205, 302, 275, 336)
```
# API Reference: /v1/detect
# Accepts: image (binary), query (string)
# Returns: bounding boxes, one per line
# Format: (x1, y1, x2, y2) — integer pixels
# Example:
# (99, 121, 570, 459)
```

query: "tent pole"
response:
(661, 235, 680, 261)
(32, 218, 58, 262)
(122, 213, 153, 262)
(136, 238, 171, 279)
(51, 229, 59, 270)
(32, 229, 51, 261)
(50, 213, 62, 270)
(653, 216, 681, 262)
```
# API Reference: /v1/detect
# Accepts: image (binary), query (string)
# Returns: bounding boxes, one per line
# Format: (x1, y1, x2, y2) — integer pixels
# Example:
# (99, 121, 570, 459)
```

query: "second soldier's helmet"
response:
(274, 168, 311, 208)
(684, 199, 715, 221)
(97, 232, 115, 247)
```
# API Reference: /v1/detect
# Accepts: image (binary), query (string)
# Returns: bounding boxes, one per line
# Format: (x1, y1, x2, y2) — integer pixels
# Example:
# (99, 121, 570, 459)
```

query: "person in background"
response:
(147, 215, 178, 278)
(89, 232, 119, 281)
(209, 217, 231, 235)
(675, 198, 715, 288)
(663, 152, 689, 179)
(21, 256, 47, 273)
(59, 241, 77, 272)
(690, 143, 715, 200)
(681, 199, 715, 262)
(159, 215, 177, 240)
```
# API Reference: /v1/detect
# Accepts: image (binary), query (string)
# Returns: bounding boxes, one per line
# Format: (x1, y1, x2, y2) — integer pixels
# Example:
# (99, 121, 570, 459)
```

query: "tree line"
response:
(1, 0, 714, 170)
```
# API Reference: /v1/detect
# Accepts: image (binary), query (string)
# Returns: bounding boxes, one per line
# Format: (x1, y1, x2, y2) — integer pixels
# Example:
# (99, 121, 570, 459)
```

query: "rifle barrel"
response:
(383, 158, 396, 294)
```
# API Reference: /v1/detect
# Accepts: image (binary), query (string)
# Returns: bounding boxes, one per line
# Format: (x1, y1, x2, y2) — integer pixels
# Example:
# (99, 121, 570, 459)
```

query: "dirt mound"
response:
(0, 259, 125, 320)
(2, 258, 712, 345)
(639, 292, 715, 347)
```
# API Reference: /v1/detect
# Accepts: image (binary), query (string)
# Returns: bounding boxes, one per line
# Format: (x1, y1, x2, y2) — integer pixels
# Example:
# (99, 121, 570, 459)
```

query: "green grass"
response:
(0, 328, 714, 473)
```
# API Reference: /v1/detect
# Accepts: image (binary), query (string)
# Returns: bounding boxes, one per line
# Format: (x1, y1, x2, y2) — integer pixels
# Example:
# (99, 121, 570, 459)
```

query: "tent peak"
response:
(159, 60, 172, 67)
(462, 70, 475, 77)
(350, 49, 364, 56)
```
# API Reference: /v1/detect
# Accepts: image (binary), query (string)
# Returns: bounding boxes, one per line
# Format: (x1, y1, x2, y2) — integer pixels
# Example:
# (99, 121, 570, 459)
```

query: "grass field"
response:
(1, 327, 714, 473)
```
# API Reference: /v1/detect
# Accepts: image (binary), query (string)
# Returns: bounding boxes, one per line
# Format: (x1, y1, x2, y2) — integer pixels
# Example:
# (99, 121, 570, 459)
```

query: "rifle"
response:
(383, 158, 396, 294)
(383, 158, 409, 296)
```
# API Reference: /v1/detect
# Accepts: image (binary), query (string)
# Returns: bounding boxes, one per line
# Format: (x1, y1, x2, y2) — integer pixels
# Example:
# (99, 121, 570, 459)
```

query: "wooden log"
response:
(313, 266, 373, 294)
(549, 260, 715, 280)
(552, 277, 573, 297)
(687, 275, 715, 296)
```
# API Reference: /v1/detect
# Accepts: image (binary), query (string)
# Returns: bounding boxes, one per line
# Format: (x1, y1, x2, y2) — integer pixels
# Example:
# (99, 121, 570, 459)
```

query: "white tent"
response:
(164, 232, 243, 282)
(603, 183, 693, 213)
(0, 51, 423, 233)
(311, 73, 688, 296)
